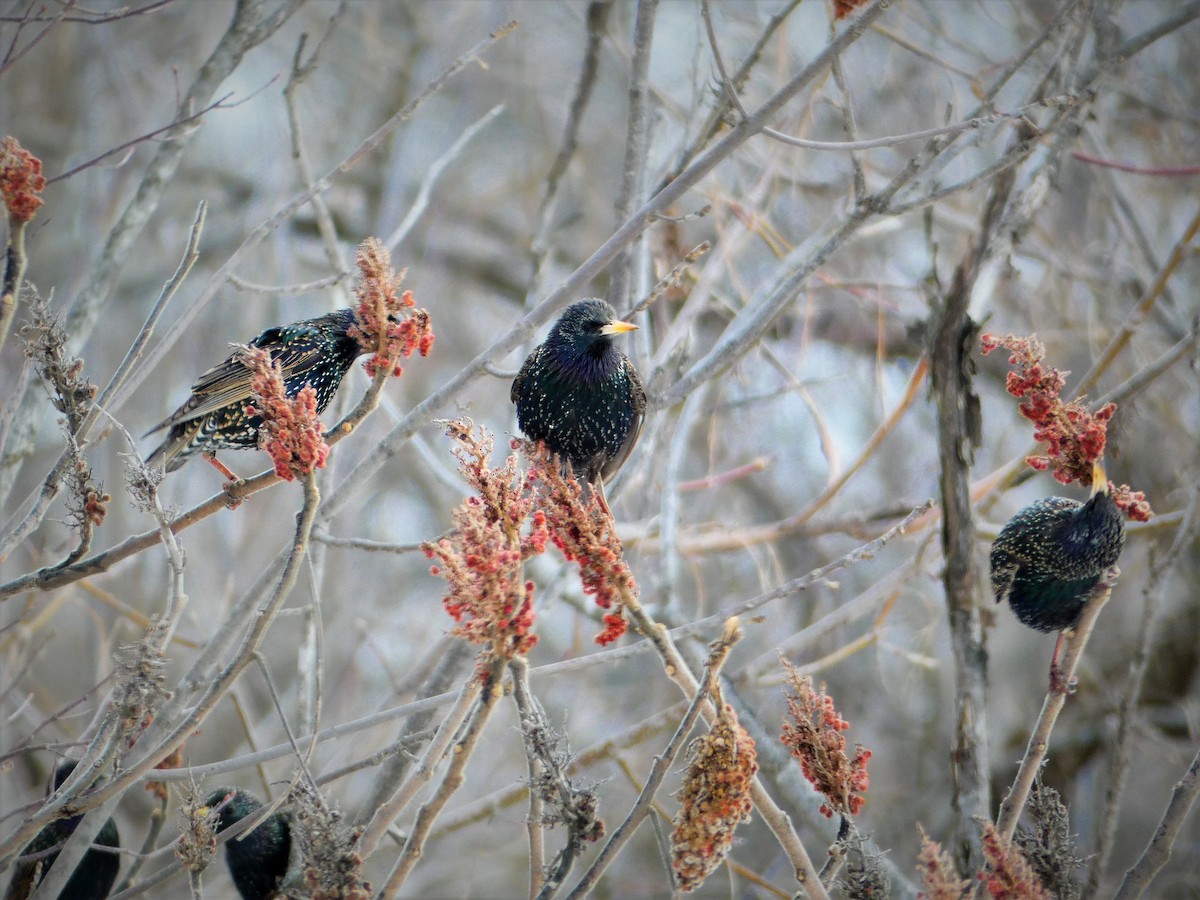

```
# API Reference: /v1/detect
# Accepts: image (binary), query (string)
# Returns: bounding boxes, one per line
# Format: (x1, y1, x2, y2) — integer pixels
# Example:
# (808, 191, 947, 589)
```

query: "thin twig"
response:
(995, 579, 1117, 843)
(377, 660, 506, 897)
(0, 471, 323, 871)
(561, 619, 742, 899)
(528, 0, 612, 295)
(357, 677, 480, 857)
(509, 659, 547, 899)
(1072, 206, 1200, 398)
(1114, 748, 1200, 899)
(1087, 482, 1200, 893)
(313, 0, 893, 529)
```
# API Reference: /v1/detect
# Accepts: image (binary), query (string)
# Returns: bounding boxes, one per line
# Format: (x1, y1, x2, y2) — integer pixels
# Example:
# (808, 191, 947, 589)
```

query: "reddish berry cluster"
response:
(779, 659, 871, 818)
(424, 422, 546, 666)
(670, 707, 759, 893)
(833, 0, 870, 19)
(981, 333, 1153, 521)
(980, 333, 1112, 485)
(426, 425, 643, 668)
(979, 822, 1049, 899)
(241, 346, 330, 481)
(349, 237, 434, 378)
(526, 441, 637, 645)
(0, 136, 45, 223)
(916, 827, 973, 900)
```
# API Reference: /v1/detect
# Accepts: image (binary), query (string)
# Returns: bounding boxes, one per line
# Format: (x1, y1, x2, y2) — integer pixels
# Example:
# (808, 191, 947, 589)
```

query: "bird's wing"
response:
(598, 359, 647, 486)
(988, 497, 1079, 602)
(148, 329, 330, 431)
(510, 347, 541, 405)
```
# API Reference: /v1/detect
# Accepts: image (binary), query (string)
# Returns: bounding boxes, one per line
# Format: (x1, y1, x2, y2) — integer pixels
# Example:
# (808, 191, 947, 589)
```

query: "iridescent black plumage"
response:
(145, 308, 366, 472)
(206, 788, 292, 900)
(991, 462, 1125, 634)
(511, 299, 646, 497)
(4, 762, 120, 900)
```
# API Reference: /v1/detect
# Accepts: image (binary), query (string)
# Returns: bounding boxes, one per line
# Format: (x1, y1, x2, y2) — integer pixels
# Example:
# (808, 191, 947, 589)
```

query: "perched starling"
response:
(990, 459, 1125, 691)
(145, 308, 369, 474)
(206, 788, 292, 900)
(4, 762, 121, 900)
(511, 299, 646, 504)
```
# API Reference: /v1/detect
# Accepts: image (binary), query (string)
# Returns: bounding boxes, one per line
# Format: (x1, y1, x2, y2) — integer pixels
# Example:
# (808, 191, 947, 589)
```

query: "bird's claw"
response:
(1097, 564, 1122, 589)
(1049, 665, 1077, 696)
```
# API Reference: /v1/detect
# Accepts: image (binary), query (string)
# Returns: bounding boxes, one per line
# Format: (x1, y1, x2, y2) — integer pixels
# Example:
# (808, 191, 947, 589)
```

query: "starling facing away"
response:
(145, 308, 370, 474)
(512, 298, 646, 506)
(206, 788, 292, 900)
(4, 762, 121, 900)
(990, 459, 1125, 692)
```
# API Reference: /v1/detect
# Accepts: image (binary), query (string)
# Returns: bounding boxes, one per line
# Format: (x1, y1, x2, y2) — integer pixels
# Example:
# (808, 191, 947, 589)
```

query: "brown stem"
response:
(377, 659, 506, 897)
(995, 579, 1115, 842)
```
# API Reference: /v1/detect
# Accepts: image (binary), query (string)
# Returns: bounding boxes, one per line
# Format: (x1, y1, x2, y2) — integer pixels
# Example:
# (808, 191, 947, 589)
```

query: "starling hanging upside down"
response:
(205, 788, 292, 900)
(990, 459, 1126, 693)
(512, 298, 646, 508)
(4, 762, 121, 900)
(145, 308, 369, 475)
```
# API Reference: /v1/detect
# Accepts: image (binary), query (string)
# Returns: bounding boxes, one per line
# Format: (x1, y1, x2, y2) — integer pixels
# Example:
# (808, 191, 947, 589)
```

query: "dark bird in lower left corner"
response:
(205, 788, 292, 900)
(990, 458, 1126, 692)
(512, 298, 646, 507)
(4, 761, 120, 900)
(145, 308, 370, 476)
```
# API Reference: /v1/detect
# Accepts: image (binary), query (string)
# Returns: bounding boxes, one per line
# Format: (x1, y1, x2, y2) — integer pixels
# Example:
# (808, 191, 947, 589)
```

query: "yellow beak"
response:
(1091, 458, 1109, 496)
(600, 318, 638, 336)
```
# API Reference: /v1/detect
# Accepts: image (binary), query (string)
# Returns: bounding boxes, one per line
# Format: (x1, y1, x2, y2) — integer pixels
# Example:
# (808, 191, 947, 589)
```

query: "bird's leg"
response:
(1048, 629, 1077, 695)
(592, 477, 611, 517)
(1050, 570, 1121, 694)
(1098, 564, 1121, 588)
(202, 452, 240, 482)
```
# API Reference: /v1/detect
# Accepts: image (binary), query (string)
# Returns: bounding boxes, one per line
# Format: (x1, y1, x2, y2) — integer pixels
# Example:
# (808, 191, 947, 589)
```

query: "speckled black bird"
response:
(4, 762, 121, 900)
(145, 308, 368, 473)
(991, 459, 1125, 689)
(512, 299, 646, 505)
(205, 788, 292, 900)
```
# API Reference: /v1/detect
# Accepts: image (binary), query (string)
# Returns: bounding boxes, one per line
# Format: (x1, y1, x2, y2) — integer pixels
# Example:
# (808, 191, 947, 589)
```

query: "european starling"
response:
(511, 299, 646, 505)
(990, 459, 1125, 691)
(206, 788, 292, 900)
(4, 762, 121, 900)
(145, 308, 369, 474)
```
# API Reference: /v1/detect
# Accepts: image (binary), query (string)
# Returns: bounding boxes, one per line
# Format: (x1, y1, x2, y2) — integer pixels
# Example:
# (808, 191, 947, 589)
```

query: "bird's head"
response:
(550, 299, 637, 360)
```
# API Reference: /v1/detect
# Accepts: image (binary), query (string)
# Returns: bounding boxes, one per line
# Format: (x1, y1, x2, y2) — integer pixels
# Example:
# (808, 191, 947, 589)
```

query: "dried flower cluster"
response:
(0, 135, 45, 223)
(980, 333, 1153, 521)
(112, 624, 170, 755)
(175, 785, 220, 873)
(526, 441, 637, 645)
(979, 821, 1049, 900)
(290, 781, 371, 900)
(240, 345, 330, 481)
(915, 826, 972, 900)
(20, 299, 96, 432)
(1014, 780, 1083, 900)
(523, 700, 605, 846)
(670, 705, 759, 893)
(349, 237, 434, 378)
(424, 421, 546, 666)
(834, 828, 892, 899)
(778, 658, 871, 818)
